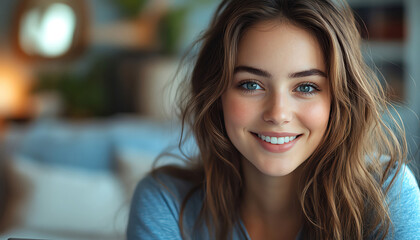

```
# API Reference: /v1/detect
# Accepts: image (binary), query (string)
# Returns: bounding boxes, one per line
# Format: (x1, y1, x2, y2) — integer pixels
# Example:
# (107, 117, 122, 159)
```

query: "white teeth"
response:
(278, 137, 284, 144)
(258, 134, 298, 145)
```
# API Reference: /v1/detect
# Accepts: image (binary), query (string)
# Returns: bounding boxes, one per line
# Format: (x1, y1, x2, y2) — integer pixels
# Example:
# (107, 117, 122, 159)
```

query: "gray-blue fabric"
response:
(127, 164, 420, 239)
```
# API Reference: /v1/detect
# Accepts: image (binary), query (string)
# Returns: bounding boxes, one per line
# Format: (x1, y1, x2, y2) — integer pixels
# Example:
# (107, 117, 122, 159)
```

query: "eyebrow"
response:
(234, 65, 327, 78)
(289, 69, 327, 78)
(234, 66, 271, 78)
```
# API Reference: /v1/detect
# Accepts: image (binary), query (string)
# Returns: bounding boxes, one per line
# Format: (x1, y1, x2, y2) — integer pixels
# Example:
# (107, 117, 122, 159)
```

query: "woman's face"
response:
(222, 21, 331, 177)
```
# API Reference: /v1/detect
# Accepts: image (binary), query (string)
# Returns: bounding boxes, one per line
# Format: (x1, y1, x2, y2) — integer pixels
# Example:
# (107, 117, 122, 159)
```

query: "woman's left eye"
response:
(295, 83, 319, 95)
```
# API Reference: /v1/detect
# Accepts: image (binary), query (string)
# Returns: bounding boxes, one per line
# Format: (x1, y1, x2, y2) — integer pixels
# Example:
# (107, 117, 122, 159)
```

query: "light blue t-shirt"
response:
(127, 165, 420, 239)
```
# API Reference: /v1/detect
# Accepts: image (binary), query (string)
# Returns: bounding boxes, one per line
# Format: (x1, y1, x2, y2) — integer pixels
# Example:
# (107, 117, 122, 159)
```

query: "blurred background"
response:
(0, 0, 418, 239)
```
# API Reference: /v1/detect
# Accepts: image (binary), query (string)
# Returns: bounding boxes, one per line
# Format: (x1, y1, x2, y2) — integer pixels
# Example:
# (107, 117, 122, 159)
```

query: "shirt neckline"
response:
(237, 218, 303, 240)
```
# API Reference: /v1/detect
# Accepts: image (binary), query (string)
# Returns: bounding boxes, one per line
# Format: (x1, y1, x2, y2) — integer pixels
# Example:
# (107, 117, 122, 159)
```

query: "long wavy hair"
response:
(157, 0, 408, 239)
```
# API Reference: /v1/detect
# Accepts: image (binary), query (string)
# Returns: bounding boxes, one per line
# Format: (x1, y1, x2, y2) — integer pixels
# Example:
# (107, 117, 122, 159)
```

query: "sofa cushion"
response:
(13, 155, 127, 238)
(16, 120, 113, 172)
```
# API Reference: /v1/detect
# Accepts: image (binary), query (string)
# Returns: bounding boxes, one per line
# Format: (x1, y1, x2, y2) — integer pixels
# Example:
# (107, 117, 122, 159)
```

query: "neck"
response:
(240, 159, 303, 239)
(241, 159, 301, 217)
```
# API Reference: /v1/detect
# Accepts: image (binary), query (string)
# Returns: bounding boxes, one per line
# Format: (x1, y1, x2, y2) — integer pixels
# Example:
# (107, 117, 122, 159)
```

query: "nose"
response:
(262, 92, 293, 125)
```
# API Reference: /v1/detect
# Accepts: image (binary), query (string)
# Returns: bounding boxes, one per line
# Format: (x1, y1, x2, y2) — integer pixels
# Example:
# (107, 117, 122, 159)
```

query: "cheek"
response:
(222, 93, 256, 131)
(299, 100, 330, 133)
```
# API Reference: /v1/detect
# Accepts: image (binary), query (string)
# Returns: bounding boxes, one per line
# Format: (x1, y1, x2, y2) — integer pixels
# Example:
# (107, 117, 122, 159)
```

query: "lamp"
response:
(0, 58, 32, 131)
(12, 0, 88, 61)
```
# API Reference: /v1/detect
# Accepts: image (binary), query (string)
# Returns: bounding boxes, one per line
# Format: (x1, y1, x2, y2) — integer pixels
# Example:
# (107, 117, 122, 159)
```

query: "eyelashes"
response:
(239, 80, 263, 93)
(237, 80, 321, 96)
(293, 82, 320, 95)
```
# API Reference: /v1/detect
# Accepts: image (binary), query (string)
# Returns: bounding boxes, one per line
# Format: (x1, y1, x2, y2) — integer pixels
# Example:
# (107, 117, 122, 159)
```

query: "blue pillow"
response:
(110, 119, 197, 160)
(16, 120, 114, 172)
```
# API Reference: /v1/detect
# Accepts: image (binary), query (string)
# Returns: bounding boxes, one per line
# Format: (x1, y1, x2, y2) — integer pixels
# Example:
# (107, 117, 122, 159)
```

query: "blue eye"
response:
(295, 83, 319, 95)
(297, 85, 314, 92)
(240, 81, 262, 91)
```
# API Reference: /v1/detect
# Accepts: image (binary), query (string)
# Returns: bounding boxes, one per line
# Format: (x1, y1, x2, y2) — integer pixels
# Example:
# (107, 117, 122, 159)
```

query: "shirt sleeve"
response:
(385, 165, 420, 239)
(126, 174, 183, 240)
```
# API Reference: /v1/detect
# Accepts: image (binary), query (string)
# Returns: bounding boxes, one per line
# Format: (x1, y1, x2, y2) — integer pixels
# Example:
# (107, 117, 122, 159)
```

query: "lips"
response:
(251, 132, 302, 153)
(257, 134, 298, 145)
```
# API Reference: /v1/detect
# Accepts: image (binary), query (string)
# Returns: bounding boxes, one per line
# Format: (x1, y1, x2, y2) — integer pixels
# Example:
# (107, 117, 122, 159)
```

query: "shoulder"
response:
(383, 163, 419, 203)
(127, 169, 204, 240)
(383, 164, 420, 239)
(132, 170, 196, 206)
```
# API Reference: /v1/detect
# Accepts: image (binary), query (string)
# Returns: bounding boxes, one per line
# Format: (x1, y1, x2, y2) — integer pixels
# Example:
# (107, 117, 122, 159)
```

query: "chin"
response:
(255, 161, 300, 177)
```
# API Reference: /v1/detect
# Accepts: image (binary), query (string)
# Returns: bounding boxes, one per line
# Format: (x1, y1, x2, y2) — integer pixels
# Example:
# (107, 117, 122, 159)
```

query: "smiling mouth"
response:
(252, 133, 302, 145)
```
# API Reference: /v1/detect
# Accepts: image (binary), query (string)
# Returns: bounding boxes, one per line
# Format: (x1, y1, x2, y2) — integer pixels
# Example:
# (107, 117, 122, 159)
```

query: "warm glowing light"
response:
(19, 3, 76, 57)
(0, 77, 21, 115)
(0, 62, 31, 117)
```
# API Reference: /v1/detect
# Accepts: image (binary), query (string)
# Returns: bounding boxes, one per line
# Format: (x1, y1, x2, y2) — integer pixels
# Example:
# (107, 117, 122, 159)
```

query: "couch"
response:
(0, 116, 195, 240)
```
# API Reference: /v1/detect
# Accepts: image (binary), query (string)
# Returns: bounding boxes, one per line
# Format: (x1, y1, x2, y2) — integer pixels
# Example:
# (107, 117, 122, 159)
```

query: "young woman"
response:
(127, 0, 420, 239)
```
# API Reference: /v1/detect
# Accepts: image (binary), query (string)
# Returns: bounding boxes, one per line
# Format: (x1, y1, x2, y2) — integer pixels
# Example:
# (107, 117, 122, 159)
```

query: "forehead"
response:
(236, 20, 326, 77)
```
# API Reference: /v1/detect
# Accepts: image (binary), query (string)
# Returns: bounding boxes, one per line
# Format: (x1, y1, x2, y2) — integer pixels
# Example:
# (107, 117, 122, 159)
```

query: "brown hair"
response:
(157, 0, 408, 239)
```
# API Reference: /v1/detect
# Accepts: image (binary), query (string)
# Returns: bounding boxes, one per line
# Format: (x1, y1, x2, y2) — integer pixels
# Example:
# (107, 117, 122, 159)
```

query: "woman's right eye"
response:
(239, 81, 263, 91)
